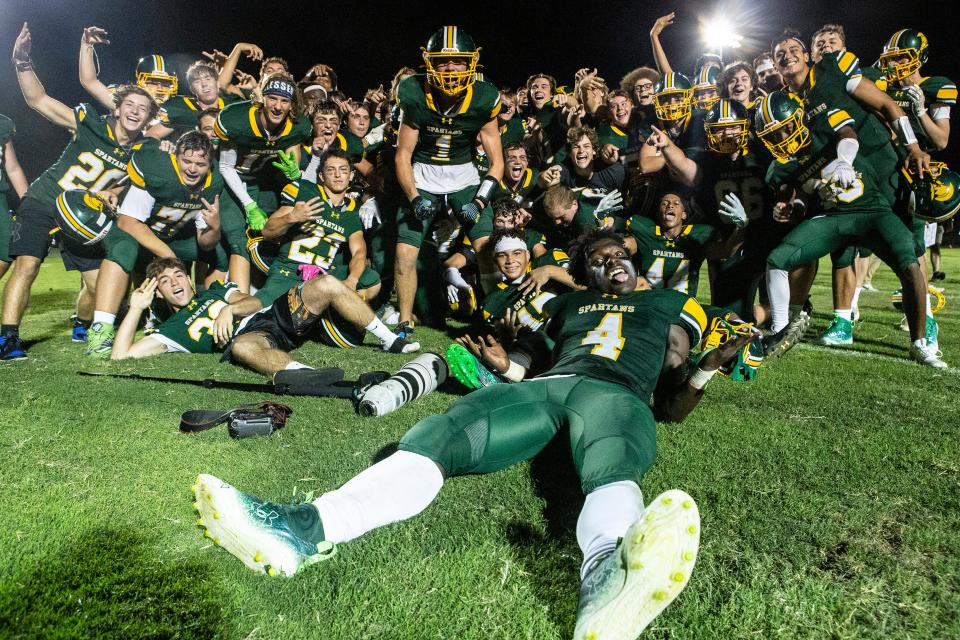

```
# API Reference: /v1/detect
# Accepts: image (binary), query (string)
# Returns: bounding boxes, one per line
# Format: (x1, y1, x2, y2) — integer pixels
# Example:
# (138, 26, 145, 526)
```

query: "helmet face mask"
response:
(755, 93, 811, 159)
(692, 66, 720, 110)
(880, 30, 929, 82)
(423, 26, 480, 96)
(654, 73, 693, 122)
(136, 55, 178, 101)
(705, 99, 750, 154)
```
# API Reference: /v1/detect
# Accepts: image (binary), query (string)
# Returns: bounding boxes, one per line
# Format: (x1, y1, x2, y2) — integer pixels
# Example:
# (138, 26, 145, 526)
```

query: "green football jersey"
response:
(500, 118, 526, 145)
(214, 100, 311, 182)
(0, 114, 15, 193)
(696, 143, 774, 223)
(153, 280, 239, 353)
(492, 167, 540, 206)
(480, 277, 569, 331)
(765, 131, 893, 215)
(158, 92, 241, 137)
(869, 71, 957, 151)
(274, 180, 363, 270)
(297, 131, 366, 171)
(27, 103, 143, 207)
(801, 51, 892, 156)
(598, 123, 629, 151)
(537, 190, 602, 250)
(626, 216, 714, 295)
(396, 74, 502, 165)
(541, 288, 708, 398)
(125, 145, 226, 240)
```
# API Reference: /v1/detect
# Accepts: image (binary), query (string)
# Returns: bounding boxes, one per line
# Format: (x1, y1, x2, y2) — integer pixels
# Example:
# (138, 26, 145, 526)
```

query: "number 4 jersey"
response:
(541, 288, 708, 399)
(27, 103, 142, 208)
(151, 280, 240, 353)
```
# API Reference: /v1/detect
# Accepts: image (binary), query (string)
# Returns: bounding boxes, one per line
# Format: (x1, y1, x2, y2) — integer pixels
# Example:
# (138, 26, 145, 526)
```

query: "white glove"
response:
(595, 189, 624, 217)
(904, 84, 926, 118)
(444, 266, 470, 289)
(359, 197, 381, 229)
(362, 123, 386, 147)
(718, 192, 748, 228)
(822, 159, 857, 188)
(446, 284, 461, 305)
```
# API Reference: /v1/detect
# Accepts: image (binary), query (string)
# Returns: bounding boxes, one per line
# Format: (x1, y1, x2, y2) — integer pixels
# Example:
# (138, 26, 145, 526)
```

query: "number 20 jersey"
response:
(27, 103, 141, 208)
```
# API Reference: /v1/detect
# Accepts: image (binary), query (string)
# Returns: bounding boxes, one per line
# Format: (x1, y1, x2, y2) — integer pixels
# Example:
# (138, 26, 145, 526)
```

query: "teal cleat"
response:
(818, 315, 853, 346)
(573, 490, 701, 640)
(446, 343, 502, 389)
(193, 474, 336, 577)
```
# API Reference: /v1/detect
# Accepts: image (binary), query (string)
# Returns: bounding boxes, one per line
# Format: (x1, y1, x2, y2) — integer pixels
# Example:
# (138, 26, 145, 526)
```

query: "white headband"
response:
(755, 61, 775, 74)
(494, 236, 529, 254)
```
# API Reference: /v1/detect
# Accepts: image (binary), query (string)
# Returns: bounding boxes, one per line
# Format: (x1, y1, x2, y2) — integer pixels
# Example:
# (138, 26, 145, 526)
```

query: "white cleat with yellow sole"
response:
(573, 489, 700, 640)
(193, 473, 336, 577)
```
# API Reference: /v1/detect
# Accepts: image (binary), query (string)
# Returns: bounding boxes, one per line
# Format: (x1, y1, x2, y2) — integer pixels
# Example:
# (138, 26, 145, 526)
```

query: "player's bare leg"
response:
(228, 254, 250, 293)
(229, 332, 292, 375)
(92, 260, 130, 317)
(2, 255, 41, 325)
(394, 242, 419, 332)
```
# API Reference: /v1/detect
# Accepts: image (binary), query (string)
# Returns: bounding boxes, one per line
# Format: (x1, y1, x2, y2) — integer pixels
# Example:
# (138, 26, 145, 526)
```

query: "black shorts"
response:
(10, 196, 103, 272)
(224, 284, 363, 361)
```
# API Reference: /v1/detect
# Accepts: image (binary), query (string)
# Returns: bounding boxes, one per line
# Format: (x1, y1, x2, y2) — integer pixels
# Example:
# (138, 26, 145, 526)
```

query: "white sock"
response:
(92, 311, 116, 326)
(913, 338, 926, 349)
(766, 269, 791, 332)
(312, 451, 443, 543)
(365, 317, 399, 345)
(284, 361, 313, 370)
(926, 294, 933, 317)
(851, 287, 862, 310)
(835, 309, 853, 321)
(577, 481, 644, 580)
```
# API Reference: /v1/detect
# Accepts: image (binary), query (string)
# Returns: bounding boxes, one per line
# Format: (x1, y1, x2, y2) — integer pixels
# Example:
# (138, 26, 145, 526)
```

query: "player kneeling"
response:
(192, 228, 753, 640)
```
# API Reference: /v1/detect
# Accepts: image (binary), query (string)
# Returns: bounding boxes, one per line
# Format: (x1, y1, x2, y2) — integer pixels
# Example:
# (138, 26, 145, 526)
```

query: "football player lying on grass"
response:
(110, 256, 418, 374)
(193, 228, 752, 640)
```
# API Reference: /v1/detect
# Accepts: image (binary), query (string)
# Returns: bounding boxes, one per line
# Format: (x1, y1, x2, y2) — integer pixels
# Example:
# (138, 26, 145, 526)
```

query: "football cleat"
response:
(384, 335, 421, 354)
(396, 321, 415, 340)
(819, 315, 853, 346)
(193, 474, 336, 577)
(71, 315, 89, 343)
(85, 322, 115, 359)
(0, 334, 27, 361)
(446, 343, 502, 389)
(754, 91, 811, 159)
(573, 490, 700, 640)
(909, 343, 948, 369)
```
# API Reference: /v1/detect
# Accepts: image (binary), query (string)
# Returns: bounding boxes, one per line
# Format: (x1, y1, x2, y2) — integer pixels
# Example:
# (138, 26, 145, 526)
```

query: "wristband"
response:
(501, 360, 526, 383)
(15, 60, 33, 71)
(475, 175, 498, 206)
(897, 115, 918, 146)
(688, 367, 718, 390)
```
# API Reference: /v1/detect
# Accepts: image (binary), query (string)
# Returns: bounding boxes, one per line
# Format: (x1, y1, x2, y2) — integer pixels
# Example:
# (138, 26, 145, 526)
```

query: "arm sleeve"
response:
(301, 152, 321, 183)
(117, 185, 156, 222)
(219, 146, 253, 207)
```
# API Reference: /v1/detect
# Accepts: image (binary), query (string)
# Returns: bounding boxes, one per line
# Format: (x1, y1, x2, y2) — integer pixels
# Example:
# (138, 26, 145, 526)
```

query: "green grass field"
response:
(1, 252, 959, 640)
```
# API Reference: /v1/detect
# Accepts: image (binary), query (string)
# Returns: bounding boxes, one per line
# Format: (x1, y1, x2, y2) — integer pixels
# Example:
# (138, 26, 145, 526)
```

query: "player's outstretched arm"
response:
(654, 324, 751, 423)
(112, 279, 167, 360)
(649, 12, 675, 76)
(217, 43, 262, 91)
(12, 23, 76, 131)
(78, 26, 116, 112)
(851, 79, 931, 173)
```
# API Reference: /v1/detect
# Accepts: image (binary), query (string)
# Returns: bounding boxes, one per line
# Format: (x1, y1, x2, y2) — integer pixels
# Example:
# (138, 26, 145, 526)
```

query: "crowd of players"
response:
(1, 15, 956, 640)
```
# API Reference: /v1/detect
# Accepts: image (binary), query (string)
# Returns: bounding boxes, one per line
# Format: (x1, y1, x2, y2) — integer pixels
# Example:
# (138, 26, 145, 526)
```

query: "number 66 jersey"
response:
(540, 288, 708, 398)
(27, 103, 141, 207)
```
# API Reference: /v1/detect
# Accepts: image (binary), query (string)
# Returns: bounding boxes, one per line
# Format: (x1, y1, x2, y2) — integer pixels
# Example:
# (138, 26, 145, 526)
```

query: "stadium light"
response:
(701, 16, 743, 54)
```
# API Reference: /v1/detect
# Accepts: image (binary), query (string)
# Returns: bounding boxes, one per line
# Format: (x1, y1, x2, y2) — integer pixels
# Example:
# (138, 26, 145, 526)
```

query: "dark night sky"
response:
(0, 0, 957, 179)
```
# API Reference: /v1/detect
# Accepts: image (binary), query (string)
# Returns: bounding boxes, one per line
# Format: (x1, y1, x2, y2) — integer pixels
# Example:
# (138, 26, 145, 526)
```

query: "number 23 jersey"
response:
(540, 288, 708, 399)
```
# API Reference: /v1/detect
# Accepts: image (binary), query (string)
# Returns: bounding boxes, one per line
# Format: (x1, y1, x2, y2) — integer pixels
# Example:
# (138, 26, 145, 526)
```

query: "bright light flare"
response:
(701, 17, 743, 51)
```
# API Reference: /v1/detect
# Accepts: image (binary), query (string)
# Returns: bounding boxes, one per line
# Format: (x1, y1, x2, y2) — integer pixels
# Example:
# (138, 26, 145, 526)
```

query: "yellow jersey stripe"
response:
(838, 51, 857, 74)
(937, 88, 958, 101)
(128, 157, 146, 188)
(681, 297, 708, 336)
(828, 109, 853, 129)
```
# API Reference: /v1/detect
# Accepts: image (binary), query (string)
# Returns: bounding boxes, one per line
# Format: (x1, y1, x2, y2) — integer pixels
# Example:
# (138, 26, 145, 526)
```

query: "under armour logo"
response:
(248, 500, 279, 526)
(441, 117, 453, 124)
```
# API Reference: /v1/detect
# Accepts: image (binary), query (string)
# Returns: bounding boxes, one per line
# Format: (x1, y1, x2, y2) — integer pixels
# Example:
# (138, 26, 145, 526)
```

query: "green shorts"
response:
(102, 226, 229, 273)
(220, 183, 282, 259)
(396, 185, 493, 249)
(399, 376, 657, 494)
(768, 211, 917, 276)
(254, 260, 380, 307)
